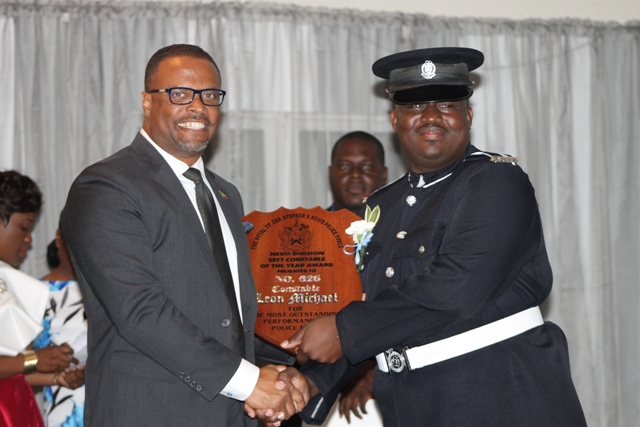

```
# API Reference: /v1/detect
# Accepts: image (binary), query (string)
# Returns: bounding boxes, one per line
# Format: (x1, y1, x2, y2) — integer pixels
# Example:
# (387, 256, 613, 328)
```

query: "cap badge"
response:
(421, 60, 436, 79)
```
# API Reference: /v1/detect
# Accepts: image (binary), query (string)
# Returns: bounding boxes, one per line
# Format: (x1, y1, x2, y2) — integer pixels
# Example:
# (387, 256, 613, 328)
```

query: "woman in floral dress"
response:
(32, 227, 86, 427)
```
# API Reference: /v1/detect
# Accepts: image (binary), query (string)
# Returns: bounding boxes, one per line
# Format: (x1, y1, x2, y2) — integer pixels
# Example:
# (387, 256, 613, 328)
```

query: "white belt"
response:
(376, 306, 543, 374)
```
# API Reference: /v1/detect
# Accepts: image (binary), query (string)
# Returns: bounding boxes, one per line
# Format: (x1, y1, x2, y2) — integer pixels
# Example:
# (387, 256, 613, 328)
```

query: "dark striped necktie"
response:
(183, 168, 245, 357)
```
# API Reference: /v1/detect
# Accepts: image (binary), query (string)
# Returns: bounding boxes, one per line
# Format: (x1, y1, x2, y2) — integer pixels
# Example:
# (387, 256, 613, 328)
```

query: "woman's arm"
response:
(0, 344, 78, 380)
(25, 365, 85, 389)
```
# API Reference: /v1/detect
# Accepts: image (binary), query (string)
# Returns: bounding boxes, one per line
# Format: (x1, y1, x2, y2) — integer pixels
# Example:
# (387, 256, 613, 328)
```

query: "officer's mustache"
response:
(417, 123, 447, 132)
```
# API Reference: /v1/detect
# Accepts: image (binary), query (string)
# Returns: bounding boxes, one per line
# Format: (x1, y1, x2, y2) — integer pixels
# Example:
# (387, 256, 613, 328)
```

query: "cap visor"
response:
(390, 85, 472, 104)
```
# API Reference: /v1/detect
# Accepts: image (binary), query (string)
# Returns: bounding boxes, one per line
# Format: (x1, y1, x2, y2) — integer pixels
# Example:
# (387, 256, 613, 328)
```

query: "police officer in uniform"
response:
(277, 47, 587, 427)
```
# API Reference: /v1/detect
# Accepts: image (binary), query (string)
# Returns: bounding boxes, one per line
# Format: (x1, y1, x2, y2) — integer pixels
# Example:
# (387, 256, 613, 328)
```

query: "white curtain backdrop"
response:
(1, 2, 638, 425)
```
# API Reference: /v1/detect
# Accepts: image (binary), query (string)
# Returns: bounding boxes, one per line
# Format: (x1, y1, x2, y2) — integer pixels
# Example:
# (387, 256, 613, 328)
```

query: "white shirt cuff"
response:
(219, 359, 260, 401)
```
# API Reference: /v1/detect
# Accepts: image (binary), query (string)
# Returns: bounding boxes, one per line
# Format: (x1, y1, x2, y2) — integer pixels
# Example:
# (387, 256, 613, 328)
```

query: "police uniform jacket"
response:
(300, 145, 586, 426)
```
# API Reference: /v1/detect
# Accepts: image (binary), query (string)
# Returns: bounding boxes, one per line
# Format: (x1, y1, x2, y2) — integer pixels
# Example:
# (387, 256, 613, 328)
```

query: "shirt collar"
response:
(140, 128, 206, 177)
(407, 144, 474, 189)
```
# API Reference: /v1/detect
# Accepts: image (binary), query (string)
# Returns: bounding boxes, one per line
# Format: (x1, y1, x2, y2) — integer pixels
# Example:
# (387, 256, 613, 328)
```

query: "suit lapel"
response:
(131, 134, 256, 322)
(130, 135, 218, 278)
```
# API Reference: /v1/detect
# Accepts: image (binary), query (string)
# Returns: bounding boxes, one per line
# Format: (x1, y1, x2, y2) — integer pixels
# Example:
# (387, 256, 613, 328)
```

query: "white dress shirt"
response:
(141, 129, 259, 401)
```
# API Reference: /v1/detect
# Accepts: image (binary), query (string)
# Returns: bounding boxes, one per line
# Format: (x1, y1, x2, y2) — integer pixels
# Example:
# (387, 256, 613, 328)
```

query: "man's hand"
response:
(339, 361, 375, 423)
(274, 366, 317, 400)
(281, 315, 343, 364)
(259, 367, 320, 427)
(35, 344, 78, 373)
(244, 365, 308, 426)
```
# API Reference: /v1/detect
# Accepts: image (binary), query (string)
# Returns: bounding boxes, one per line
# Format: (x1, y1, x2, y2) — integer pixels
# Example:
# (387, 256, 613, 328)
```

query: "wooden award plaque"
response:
(243, 207, 362, 352)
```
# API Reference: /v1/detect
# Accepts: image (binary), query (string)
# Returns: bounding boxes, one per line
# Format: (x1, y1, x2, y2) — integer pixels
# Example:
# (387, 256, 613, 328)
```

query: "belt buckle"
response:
(384, 348, 407, 373)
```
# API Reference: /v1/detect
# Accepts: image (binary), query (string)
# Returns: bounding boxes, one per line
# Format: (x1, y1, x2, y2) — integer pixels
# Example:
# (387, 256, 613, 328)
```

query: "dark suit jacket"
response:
(62, 133, 259, 426)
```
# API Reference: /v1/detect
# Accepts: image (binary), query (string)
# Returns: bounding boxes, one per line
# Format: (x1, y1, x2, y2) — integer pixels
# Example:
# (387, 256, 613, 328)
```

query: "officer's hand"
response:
(281, 315, 343, 364)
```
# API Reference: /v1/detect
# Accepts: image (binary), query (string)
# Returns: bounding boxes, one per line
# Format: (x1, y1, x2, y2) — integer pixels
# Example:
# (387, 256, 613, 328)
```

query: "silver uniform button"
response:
(418, 245, 425, 253)
(396, 231, 407, 239)
(406, 195, 417, 206)
(385, 267, 394, 277)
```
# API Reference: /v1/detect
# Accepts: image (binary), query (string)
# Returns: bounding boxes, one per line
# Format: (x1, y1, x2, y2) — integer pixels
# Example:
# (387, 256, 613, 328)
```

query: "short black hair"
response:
(0, 170, 43, 225)
(144, 44, 220, 91)
(331, 131, 385, 165)
(46, 238, 61, 269)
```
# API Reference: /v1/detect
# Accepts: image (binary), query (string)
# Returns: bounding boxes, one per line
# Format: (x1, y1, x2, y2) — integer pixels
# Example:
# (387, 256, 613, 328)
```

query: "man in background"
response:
(327, 131, 387, 214)
(62, 44, 308, 427)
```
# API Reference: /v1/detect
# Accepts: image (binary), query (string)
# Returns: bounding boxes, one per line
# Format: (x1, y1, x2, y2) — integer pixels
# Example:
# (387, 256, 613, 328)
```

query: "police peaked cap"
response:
(372, 47, 484, 104)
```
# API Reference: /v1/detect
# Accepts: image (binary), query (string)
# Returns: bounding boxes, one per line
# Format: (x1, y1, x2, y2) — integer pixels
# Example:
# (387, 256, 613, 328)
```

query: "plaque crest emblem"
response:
(421, 60, 436, 79)
(279, 219, 313, 250)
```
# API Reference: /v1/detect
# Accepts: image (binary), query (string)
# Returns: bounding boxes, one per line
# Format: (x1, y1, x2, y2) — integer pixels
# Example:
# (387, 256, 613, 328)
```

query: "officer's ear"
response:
(390, 108, 398, 133)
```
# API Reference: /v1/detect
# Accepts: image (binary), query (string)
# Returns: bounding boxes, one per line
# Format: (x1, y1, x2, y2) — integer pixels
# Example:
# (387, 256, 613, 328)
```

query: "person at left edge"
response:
(0, 170, 79, 427)
(62, 44, 310, 427)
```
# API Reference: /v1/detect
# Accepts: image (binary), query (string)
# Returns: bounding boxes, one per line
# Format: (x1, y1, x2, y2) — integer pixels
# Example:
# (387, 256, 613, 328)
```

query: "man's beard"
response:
(176, 139, 209, 153)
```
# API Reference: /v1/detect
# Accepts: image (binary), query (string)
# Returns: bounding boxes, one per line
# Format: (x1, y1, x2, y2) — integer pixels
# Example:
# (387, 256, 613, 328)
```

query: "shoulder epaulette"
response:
(467, 150, 518, 165)
(489, 155, 518, 163)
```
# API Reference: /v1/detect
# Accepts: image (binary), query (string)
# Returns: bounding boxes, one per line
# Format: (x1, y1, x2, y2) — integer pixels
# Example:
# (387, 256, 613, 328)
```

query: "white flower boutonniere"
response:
(344, 205, 380, 272)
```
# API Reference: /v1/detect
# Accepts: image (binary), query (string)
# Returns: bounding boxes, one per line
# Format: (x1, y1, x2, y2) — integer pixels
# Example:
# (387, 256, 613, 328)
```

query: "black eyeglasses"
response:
(147, 87, 226, 106)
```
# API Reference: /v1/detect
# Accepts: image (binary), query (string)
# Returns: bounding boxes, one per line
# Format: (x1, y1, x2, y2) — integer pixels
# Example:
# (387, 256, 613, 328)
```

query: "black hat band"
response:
(387, 62, 472, 94)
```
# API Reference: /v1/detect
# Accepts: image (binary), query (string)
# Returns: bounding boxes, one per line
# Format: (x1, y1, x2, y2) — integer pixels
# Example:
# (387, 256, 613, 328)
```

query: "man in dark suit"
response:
(278, 47, 587, 426)
(62, 44, 307, 426)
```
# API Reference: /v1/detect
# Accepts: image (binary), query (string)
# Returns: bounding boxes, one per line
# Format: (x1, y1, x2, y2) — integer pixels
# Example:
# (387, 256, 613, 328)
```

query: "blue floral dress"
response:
(32, 280, 86, 427)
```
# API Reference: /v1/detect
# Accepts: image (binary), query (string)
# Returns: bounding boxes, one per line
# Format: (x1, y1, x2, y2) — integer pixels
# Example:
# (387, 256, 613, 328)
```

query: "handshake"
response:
(243, 365, 317, 426)
(244, 315, 344, 426)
